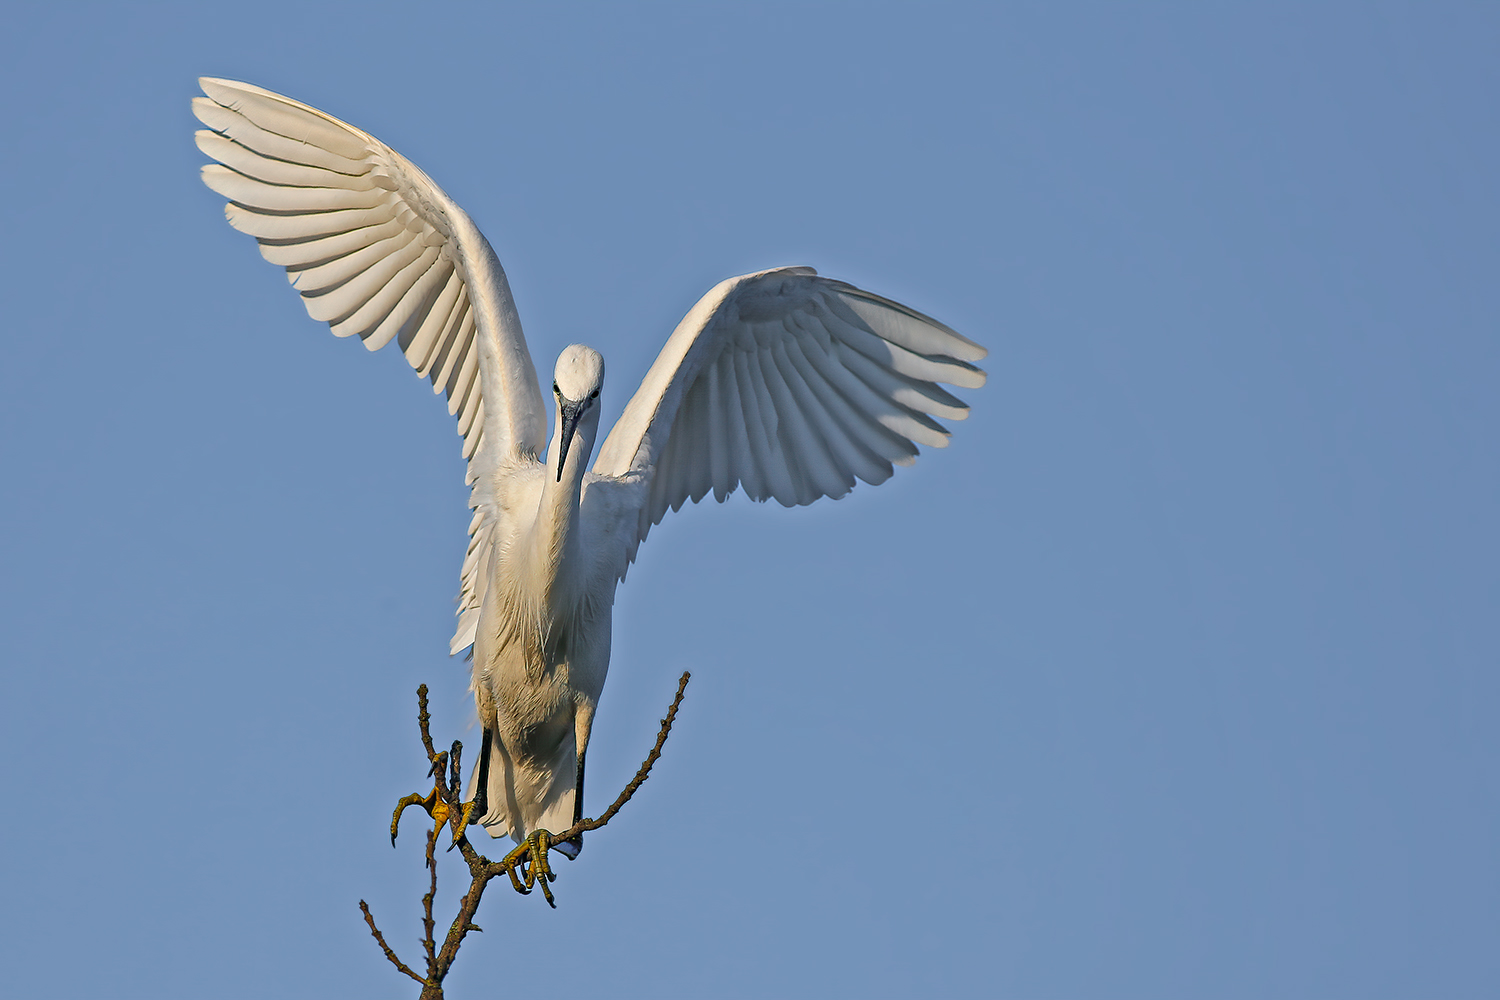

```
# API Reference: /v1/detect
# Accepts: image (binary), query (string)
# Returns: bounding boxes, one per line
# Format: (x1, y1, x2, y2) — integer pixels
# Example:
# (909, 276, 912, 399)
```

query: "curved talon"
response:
(391, 750, 455, 845)
(390, 789, 434, 845)
(527, 831, 554, 889)
(444, 799, 480, 851)
(501, 830, 559, 907)
(389, 783, 453, 846)
(505, 860, 529, 895)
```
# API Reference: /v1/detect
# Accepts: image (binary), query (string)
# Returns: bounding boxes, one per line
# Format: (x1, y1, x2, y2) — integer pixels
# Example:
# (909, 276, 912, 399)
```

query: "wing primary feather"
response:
(774, 344, 858, 500)
(443, 313, 480, 412)
(324, 244, 434, 338)
(685, 378, 715, 504)
(706, 357, 733, 502)
(199, 78, 373, 160)
(360, 246, 447, 351)
(716, 352, 748, 500)
(193, 98, 371, 175)
(833, 331, 973, 419)
(771, 339, 858, 498)
(835, 343, 968, 430)
(654, 424, 681, 521)
(256, 219, 405, 268)
(286, 229, 411, 294)
(427, 300, 471, 389)
(654, 421, 683, 519)
(417, 285, 468, 380)
(195, 131, 379, 190)
(224, 203, 395, 241)
(201, 165, 387, 213)
(666, 399, 695, 514)
(316, 238, 428, 329)
(455, 365, 483, 435)
(816, 303, 980, 406)
(665, 376, 711, 509)
(687, 378, 714, 505)
(400, 265, 461, 367)
(389, 273, 448, 366)
(811, 340, 950, 448)
(782, 338, 896, 486)
(746, 344, 800, 505)
(461, 402, 486, 462)
(726, 349, 770, 501)
(756, 343, 823, 504)
(797, 335, 925, 463)
(827, 285, 988, 363)
(460, 510, 484, 577)
(646, 414, 677, 524)
(822, 305, 986, 392)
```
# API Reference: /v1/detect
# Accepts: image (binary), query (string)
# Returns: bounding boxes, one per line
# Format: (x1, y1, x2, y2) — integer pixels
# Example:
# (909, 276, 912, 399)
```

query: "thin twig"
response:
(421, 828, 439, 978)
(549, 670, 692, 843)
(358, 900, 428, 987)
(415, 684, 438, 762)
(448, 739, 463, 799)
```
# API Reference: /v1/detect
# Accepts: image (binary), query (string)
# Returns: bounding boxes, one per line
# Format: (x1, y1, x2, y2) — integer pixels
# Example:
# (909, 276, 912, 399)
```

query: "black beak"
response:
(556, 401, 581, 482)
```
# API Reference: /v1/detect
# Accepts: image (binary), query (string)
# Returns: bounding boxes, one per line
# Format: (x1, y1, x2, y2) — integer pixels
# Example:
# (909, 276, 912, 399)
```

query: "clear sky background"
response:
(1, 3, 1496, 998)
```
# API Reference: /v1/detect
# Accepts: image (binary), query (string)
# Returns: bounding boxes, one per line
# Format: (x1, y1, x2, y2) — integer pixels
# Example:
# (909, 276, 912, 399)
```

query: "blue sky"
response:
(1, 3, 1496, 997)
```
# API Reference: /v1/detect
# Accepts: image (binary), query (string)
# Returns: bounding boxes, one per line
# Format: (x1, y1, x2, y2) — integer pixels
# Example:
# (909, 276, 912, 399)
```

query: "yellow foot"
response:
(501, 830, 559, 907)
(391, 781, 481, 847)
(390, 748, 488, 847)
(390, 783, 450, 845)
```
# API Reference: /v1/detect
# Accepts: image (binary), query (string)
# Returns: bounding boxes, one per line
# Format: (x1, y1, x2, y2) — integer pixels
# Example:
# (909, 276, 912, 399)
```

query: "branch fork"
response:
(359, 672, 690, 998)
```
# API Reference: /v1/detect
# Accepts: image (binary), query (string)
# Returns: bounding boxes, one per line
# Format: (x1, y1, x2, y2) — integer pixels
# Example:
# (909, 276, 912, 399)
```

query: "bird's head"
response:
(551, 345, 605, 482)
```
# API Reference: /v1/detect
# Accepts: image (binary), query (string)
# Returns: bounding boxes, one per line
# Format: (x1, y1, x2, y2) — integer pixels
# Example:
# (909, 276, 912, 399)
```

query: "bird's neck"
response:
(533, 424, 592, 602)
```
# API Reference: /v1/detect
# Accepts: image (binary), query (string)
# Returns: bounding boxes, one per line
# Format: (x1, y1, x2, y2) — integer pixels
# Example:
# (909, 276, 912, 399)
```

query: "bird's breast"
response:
(472, 557, 612, 702)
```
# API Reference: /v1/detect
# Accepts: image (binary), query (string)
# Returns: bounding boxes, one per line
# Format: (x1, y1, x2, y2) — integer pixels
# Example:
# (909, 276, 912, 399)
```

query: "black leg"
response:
(469, 727, 493, 824)
(559, 747, 586, 856)
(573, 747, 587, 826)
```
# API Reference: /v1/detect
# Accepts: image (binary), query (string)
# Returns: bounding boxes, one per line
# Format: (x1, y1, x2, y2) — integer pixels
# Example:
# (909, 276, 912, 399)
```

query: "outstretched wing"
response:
(592, 266, 987, 570)
(193, 78, 547, 653)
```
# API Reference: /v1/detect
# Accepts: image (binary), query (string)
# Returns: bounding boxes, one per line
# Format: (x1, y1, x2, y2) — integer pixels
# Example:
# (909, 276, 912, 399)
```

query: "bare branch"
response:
(358, 900, 428, 987)
(415, 683, 438, 762)
(430, 881, 489, 983)
(421, 828, 439, 979)
(371, 671, 692, 996)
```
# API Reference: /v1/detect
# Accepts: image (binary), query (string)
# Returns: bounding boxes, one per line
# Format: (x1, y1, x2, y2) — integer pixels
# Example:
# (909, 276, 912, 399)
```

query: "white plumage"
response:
(193, 78, 987, 855)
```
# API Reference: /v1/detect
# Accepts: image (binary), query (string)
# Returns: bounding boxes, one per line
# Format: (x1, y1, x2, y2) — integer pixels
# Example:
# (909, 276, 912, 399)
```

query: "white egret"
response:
(193, 78, 987, 861)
